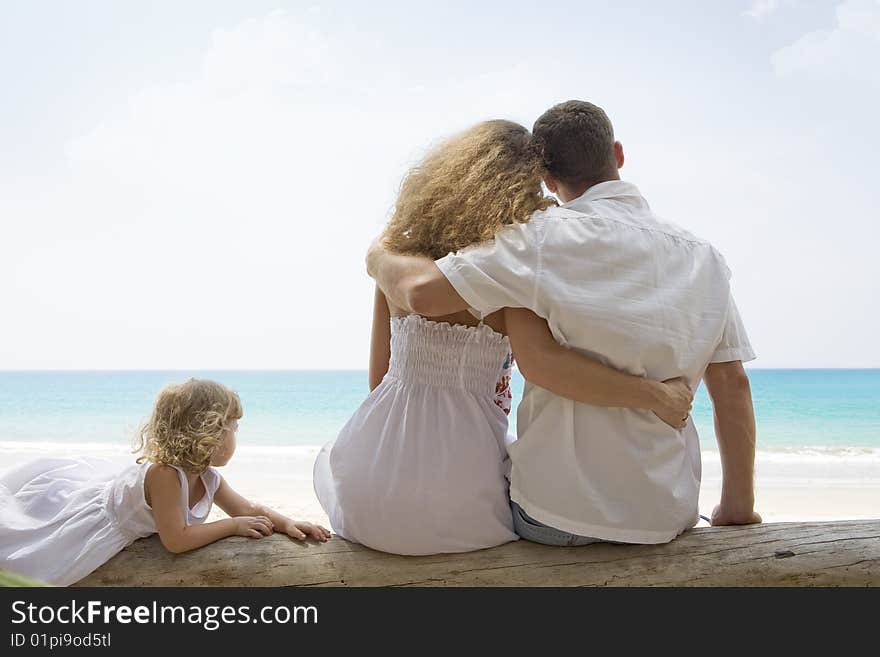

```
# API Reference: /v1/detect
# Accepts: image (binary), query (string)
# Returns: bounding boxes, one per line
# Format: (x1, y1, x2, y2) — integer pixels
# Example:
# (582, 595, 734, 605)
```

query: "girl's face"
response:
(210, 417, 239, 466)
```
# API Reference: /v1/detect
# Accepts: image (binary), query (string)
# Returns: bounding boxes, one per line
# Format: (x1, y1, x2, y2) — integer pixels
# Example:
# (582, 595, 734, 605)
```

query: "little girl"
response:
(0, 378, 330, 586)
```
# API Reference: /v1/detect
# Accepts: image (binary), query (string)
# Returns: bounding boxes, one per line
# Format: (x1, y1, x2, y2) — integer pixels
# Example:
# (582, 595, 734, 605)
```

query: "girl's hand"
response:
(232, 516, 274, 539)
(285, 520, 332, 542)
(652, 377, 694, 429)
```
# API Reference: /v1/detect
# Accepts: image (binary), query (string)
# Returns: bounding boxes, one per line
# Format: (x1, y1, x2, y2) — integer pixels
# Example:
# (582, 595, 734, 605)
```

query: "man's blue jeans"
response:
(510, 502, 602, 547)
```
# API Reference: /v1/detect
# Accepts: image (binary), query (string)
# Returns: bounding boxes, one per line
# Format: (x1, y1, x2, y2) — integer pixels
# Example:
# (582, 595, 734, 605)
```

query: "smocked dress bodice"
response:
(387, 314, 512, 396)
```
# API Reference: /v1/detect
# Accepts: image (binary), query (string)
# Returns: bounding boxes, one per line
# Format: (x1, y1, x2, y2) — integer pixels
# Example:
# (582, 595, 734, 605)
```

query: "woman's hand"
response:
(232, 516, 274, 539)
(284, 520, 332, 542)
(651, 377, 694, 429)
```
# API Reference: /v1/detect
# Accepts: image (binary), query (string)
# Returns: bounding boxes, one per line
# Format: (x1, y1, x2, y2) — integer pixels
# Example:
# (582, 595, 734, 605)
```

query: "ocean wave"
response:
(4, 441, 879, 462)
(0, 440, 324, 458)
(702, 446, 880, 463)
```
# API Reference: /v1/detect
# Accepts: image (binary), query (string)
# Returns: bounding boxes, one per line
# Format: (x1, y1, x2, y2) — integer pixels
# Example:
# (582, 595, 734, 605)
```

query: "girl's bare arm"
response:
(213, 476, 330, 542)
(145, 465, 272, 553)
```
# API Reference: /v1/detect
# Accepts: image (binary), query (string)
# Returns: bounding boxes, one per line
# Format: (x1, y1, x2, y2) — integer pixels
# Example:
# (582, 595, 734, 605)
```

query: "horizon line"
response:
(2, 367, 880, 373)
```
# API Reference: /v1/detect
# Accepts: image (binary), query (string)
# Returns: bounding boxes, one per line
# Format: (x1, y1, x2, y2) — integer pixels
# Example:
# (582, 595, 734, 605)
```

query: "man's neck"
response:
(558, 173, 620, 203)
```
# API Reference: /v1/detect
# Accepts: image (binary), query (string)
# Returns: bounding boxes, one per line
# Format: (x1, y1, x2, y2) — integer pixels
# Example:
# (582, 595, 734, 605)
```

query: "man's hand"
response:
(650, 377, 693, 429)
(710, 504, 762, 526)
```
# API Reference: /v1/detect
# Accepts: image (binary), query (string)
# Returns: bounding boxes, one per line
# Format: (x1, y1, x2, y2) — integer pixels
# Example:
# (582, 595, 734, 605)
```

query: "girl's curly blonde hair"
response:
(383, 119, 556, 260)
(134, 379, 242, 473)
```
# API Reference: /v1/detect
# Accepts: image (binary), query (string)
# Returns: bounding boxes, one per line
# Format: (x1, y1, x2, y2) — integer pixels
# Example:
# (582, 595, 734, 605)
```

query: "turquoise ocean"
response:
(1, 369, 878, 457)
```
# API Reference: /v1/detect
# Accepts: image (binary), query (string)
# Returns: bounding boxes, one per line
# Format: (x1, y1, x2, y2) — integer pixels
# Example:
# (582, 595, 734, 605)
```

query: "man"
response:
(367, 100, 760, 545)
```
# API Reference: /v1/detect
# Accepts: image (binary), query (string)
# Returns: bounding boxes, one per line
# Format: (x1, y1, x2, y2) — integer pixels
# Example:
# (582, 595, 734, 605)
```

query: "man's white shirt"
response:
(436, 180, 755, 543)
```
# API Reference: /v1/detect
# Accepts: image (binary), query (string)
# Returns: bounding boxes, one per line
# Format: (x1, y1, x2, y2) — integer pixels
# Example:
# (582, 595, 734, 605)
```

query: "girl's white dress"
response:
(0, 458, 220, 585)
(313, 314, 519, 555)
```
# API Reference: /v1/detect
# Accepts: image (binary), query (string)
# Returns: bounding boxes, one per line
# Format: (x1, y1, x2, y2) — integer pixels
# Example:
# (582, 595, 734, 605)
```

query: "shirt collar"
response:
(562, 180, 644, 210)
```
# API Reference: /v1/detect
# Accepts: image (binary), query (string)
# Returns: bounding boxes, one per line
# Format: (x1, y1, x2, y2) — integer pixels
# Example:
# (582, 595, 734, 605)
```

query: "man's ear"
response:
(544, 175, 559, 194)
(614, 141, 625, 169)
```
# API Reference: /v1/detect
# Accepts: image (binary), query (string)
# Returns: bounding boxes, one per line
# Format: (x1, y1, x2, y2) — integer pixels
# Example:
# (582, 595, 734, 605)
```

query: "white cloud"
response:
(1, 8, 559, 369)
(3, 5, 878, 369)
(744, 0, 799, 20)
(4, 10, 393, 368)
(772, 0, 880, 82)
(202, 10, 332, 93)
(837, 0, 880, 36)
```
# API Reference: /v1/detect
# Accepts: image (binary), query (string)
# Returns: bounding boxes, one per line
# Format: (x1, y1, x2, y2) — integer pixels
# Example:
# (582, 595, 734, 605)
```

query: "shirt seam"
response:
(531, 220, 544, 308)
(710, 347, 757, 364)
(435, 257, 495, 316)
(539, 208, 714, 249)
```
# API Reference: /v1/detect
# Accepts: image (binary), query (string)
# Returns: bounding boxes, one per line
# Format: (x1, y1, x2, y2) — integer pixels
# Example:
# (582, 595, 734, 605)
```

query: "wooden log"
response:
(75, 519, 880, 587)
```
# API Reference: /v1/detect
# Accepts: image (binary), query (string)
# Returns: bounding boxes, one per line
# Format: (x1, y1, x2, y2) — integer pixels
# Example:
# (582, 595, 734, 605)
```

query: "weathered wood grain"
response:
(74, 519, 880, 587)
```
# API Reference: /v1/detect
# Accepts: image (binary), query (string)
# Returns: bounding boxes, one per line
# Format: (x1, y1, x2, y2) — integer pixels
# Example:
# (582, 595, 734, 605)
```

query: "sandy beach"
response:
(2, 442, 877, 528)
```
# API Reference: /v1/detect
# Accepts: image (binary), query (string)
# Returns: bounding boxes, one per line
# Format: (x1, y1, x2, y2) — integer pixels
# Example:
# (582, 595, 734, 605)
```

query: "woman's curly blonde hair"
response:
(134, 379, 242, 473)
(383, 119, 556, 260)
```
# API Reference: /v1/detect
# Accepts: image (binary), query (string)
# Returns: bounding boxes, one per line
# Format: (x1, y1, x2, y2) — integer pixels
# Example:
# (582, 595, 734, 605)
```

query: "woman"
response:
(313, 120, 692, 555)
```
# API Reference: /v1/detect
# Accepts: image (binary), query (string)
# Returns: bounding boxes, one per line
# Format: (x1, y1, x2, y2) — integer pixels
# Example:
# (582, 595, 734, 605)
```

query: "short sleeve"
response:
(203, 467, 223, 497)
(710, 295, 756, 364)
(434, 222, 540, 317)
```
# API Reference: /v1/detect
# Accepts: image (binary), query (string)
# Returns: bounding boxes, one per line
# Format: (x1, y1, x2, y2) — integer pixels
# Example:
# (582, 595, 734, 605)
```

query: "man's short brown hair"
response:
(532, 100, 616, 189)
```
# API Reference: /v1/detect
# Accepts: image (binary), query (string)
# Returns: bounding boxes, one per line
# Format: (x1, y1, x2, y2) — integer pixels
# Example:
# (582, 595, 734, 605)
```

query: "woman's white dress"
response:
(313, 314, 519, 555)
(0, 458, 220, 585)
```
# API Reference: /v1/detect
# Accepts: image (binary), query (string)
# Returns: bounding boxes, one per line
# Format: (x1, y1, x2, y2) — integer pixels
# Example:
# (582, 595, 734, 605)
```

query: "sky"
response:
(1, 0, 878, 369)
